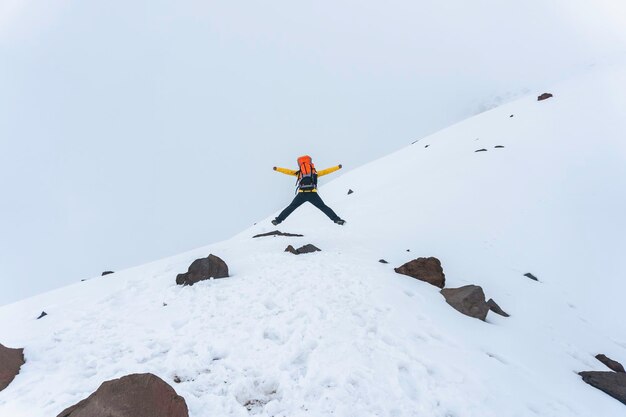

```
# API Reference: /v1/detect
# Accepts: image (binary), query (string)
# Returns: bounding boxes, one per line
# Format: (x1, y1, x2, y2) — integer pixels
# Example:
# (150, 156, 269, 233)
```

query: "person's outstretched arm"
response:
(273, 166, 298, 176)
(317, 164, 342, 177)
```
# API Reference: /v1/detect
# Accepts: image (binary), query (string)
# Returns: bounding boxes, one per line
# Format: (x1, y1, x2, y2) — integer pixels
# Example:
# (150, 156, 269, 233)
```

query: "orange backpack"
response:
(296, 155, 318, 191)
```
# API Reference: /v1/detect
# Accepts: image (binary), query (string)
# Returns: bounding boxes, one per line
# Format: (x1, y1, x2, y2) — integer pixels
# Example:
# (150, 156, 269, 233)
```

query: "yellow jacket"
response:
(273, 164, 342, 192)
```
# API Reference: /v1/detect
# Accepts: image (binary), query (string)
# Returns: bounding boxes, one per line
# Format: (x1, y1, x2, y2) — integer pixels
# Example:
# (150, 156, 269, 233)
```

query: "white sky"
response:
(1, 1, 625, 305)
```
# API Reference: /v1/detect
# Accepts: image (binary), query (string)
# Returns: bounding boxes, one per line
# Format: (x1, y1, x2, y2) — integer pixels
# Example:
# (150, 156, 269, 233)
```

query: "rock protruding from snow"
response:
(596, 354, 626, 373)
(56, 373, 189, 417)
(37, 311, 47, 320)
(394, 257, 446, 288)
(347, 189, 354, 195)
(579, 371, 626, 405)
(285, 244, 321, 255)
(440, 285, 489, 321)
(487, 298, 510, 317)
(524, 272, 539, 281)
(252, 230, 304, 238)
(101, 271, 114, 276)
(176, 254, 229, 286)
(538, 92, 553, 101)
(0, 343, 25, 392)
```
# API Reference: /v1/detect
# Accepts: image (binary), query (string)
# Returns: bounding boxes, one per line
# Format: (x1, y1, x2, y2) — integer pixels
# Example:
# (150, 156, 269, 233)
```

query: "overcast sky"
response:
(1, 1, 626, 305)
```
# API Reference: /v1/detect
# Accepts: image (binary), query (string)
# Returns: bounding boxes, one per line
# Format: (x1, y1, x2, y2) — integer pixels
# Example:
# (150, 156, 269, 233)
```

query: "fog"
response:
(1, 1, 625, 305)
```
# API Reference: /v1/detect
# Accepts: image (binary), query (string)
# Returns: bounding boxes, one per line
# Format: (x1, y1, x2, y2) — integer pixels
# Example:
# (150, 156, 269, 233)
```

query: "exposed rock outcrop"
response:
(579, 371, 626, 405)
(0, 343, 25, 392)
(285, 244, 321, 255)
(524, 272, 538, 281)
(56, 373, 189, 417)
(253, 230, 304, 238)
(176, 254, 229, 286)
(440, 285, 489, 321)
(101, 271, 114, 276)
(538, 92, 553, 101)
(487, 298, 510, 317)
(36, 311, 47, 320)
(394, 257, 445, 288)
(596, 354, 626, 373)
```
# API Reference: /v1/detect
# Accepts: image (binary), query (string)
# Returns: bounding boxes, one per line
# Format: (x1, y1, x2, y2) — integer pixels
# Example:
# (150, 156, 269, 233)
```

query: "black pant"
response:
(277, 192, 340, 222)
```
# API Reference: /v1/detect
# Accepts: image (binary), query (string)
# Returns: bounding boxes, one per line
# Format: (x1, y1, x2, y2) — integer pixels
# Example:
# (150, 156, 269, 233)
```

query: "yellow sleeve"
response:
(317, 165, 342, 177)
(273, 166, 298, 176)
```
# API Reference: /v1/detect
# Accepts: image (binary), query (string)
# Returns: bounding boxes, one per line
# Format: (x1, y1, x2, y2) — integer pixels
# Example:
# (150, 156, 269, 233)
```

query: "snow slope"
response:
(1, 63, 626, 416)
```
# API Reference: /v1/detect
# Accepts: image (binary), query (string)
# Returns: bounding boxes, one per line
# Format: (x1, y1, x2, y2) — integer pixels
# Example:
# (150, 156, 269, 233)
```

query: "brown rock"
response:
(56, 373, 189, 417)
(394, 257, 446, 288)
(0, 343, 25, 392)
(440, 285, 489, 321)
(487, 298, 510, 317)
(538, 92, 553, 101)
(285, 244, 321, 255)
(176, 254, 229, 286)
(596, 354, 626, 373)
(253, 230, 303, 238)
(579, 371, 626, 405)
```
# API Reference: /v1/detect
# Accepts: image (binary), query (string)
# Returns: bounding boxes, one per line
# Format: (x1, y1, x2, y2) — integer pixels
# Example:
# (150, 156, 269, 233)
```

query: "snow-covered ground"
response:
(1, 63, 626, 416)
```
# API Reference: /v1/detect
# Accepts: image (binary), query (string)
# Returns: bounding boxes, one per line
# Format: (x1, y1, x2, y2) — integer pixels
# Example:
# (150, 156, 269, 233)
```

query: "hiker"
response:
(272, 155, 346, 225)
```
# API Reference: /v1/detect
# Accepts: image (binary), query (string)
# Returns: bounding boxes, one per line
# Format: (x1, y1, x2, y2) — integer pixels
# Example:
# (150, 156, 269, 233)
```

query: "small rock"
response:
(162, 302, 168, 307)
(475, 149, 488, 152)
(101, 271, 114, 276)
(347, 189, 354, 195)
(406, 249, 410, 252)
(173, 375, 182, 384)
(510, 114, 514, 118)
(538, 92, 553, 101)
(0, 343, 25, 392)
(487, 298, 510, 317)
(285, 244, 321, 255)
(56, 373, 189, 417)
(524, 272, 539, 281)
(596, 354, 626, 373)
(440, 285, 490, 321)
(394, 257, 445, 288)
(176, 254, 229, 286)
(494, 145, 505, 149)
(425, 145, 430, 148)
(579, 371, 626, 405)
(36, 311, 47, 320)
(252, 230, 304, 238)
(379, 259, 389, 264)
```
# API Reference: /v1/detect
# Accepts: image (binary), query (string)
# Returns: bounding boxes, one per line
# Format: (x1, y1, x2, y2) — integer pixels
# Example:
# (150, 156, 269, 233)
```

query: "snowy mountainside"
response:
(1, 64, 626, 416)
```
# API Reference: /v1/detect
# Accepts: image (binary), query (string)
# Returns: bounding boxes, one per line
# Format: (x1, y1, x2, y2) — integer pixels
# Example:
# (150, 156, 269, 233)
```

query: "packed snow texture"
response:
(1, 64, 626, 416)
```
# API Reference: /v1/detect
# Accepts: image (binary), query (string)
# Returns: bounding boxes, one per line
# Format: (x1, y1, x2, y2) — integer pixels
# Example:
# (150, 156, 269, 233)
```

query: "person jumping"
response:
(272, 155, 346, 225)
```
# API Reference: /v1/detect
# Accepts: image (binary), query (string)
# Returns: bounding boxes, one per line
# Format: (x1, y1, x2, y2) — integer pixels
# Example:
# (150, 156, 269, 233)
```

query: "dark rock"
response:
(440, 285, 489, 321)
(252, 230, 304, 238)
(175, 254, 229, 286)
(394, 257, 446, 288)
(475, 149, 487, 152)
(101, 271, 114, 276)
(487, 298, 510, 317)
(494, 145, 505, 149)
(379, 259, 389, 264)
(347, 189, 354, 195)
(284, 245, 299, 255)
(538, 92, 553, 101)
(406, 249, 410, 252)
(37, 311, 47, 320)
(0, 343, 25, 392)
(510, 114, 514, 118)
(285, 244, 321, 255)
(579, 371, 626, 405)
(424, 145, 430, 148)
(596, 354, 626, 373)
(524, 272, 539, 281)
(56, 373, 189, 417)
